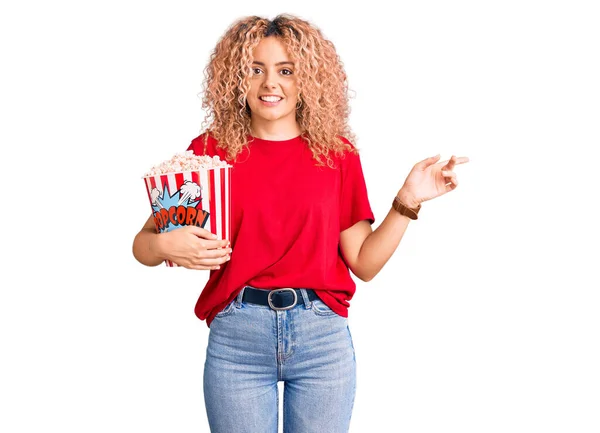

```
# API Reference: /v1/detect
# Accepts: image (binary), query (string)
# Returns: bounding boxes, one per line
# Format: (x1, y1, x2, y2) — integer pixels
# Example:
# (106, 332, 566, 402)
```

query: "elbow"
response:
(346, 252, 379, 282)
(353, 268, 376, 283)
(361, 273, 375, 283)
(132, 234, 162, 267)
(132, 236, 145, 265)
(132, 243, 147, 266)
(354, 260, 385, 282)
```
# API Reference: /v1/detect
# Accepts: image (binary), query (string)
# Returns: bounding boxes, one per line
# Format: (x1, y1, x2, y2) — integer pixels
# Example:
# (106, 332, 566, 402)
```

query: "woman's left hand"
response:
(397, 154, 470, 207)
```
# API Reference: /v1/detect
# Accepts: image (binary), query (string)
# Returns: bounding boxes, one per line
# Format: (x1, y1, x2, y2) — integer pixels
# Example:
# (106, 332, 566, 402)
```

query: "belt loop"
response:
(235, 286, 246, 308)
(299, 288, 311, 309)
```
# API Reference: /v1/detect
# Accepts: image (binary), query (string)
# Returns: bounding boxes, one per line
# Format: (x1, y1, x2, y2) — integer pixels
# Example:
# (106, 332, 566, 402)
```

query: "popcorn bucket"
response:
(143, 167, 231, 267)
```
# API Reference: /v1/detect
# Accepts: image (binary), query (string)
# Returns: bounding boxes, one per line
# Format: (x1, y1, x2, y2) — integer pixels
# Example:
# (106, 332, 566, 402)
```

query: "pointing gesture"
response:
(397, 154, 470, 207)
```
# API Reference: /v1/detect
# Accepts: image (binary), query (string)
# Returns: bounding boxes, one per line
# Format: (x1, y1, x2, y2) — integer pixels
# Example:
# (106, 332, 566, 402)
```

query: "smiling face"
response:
(247, 37, 301, 137)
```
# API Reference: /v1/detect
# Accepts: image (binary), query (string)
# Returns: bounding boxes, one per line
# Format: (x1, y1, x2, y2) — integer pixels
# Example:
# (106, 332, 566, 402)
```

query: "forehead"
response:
(252, 37, 293, 63)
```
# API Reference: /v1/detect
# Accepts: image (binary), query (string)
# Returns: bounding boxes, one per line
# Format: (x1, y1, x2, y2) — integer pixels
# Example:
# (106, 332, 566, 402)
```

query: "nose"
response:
(262, 70, 278, 89)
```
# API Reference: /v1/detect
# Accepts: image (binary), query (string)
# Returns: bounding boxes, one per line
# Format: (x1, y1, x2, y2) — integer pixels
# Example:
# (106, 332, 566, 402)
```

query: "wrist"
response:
(396, 190, 420, 209)
(391, 195, 421, 220)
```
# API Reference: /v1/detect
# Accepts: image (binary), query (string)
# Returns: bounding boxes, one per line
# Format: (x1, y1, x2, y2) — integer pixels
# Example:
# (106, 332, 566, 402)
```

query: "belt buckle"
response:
(267, 288, 298, 311)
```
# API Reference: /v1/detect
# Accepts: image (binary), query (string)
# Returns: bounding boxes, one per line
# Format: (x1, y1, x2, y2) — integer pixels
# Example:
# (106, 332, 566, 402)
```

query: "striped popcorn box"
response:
(143, 167, 232, 267)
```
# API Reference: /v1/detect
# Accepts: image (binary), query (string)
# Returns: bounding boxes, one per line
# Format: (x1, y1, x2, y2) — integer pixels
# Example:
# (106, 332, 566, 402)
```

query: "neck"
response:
(250, 119, 302, 141)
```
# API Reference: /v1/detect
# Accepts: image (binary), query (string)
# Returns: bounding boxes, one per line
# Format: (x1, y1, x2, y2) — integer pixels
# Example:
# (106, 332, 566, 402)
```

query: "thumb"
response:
(416, 154, 441, 169)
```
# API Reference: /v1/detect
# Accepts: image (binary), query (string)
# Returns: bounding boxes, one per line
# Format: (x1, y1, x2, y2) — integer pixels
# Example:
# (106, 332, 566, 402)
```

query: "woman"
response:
(133, 14, 468, 433)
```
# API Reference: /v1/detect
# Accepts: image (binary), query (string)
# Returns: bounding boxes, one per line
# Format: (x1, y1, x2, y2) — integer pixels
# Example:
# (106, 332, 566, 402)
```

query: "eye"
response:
(251, 67, 263, 75)
(280, 68, 293, 76)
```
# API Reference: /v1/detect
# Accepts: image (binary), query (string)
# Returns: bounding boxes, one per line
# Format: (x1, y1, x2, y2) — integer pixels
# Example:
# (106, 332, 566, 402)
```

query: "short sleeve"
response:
(186, 133, 213, 156)
(187, 133, 236, 164)
(339, 151, 375, 232)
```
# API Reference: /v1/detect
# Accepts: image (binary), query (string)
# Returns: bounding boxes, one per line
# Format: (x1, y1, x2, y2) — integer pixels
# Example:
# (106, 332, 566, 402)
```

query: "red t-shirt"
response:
(187, 133, 375, 326)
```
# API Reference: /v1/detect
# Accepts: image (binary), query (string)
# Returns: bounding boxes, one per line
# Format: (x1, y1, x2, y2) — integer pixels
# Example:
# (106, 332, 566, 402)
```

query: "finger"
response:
(191, 254, 231, 267)
(199, 239, 231, 250)
(186, 226, 220, 240)
(416, 154, 441, 169)
(211, 239, 230, 249)
(176, 261, 214, 270)
(188, 264, 223, 271)
(444, 174, 458, 192)
(452, 156, 470, 166)
(445, 182, 457, 193)
(438, 155, 469, 169)
(443, 155, 457, 171)
(185, 264, 212, 270)
(441, 155, 469, 167)
(196, 247, 232, 258)
(441, 170, 457, 181)
(194, 261, 229, 271)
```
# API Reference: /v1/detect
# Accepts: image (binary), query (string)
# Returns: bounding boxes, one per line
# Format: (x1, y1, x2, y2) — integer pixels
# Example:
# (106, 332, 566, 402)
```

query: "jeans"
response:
(203, 286, 356, 433)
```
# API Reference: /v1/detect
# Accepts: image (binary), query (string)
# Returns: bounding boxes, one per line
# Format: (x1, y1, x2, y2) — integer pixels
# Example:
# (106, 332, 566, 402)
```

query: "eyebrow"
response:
(252, 61, 295, 66)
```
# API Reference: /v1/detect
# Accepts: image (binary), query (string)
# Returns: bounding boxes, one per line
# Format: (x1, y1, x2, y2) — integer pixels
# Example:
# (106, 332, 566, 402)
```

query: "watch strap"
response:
(392, 196, 421, 220)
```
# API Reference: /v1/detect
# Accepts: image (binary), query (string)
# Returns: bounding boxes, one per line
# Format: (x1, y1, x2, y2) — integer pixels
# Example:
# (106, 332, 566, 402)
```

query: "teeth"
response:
(260, 96, 282, 102)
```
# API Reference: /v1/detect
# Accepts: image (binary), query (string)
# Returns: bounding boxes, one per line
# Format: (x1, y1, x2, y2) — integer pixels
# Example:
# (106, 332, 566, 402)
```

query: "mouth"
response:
(259, 95, 283, 102)
(258, 95, 283, 107)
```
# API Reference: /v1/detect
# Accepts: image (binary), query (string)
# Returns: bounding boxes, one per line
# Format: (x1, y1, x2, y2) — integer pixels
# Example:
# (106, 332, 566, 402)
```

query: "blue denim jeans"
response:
(203, 286, 356, 433)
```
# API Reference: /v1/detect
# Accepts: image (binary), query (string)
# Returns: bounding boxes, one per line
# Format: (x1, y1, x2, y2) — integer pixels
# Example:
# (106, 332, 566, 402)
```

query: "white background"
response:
(1, 0, 599, 432)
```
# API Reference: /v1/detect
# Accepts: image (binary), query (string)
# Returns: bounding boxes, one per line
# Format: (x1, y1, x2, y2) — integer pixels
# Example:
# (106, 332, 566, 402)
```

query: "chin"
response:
(252, 110, 294, 123)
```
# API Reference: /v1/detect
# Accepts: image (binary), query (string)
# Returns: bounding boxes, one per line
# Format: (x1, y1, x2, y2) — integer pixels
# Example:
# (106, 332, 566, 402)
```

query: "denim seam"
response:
(276, 311, 295, 368)
(311, 300, 338, 316)
(234, 286, 246, 308)
(214, 300, 236, 318)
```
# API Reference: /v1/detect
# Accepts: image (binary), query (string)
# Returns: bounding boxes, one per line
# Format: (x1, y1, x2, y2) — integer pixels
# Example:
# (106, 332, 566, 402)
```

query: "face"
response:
(247, 37, 300, 131)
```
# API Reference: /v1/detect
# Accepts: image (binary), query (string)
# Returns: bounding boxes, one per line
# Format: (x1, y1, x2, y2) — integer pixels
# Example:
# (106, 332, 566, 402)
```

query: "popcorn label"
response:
(143, 167, 231, 267)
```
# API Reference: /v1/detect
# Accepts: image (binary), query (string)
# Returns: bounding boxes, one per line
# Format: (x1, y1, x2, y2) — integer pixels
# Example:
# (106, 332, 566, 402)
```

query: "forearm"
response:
(356, 207, 412, 281)
(132, 228, 166, 267)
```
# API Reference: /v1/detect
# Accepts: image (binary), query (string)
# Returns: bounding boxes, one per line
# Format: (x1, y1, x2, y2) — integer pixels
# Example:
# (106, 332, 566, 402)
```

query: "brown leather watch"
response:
(392, 196, 421, 220)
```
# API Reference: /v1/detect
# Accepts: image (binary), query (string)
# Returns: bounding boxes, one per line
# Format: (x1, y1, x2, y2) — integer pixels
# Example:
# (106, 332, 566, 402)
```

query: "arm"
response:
(340, 192, 417, 282)
(132, 215, 232, 269)
(340, 154, 469, 282)
(132, 215, 170, 267)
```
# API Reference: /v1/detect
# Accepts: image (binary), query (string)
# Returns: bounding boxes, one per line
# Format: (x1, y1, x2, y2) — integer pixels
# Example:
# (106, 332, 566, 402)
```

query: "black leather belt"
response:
(242, 286, 319, 311)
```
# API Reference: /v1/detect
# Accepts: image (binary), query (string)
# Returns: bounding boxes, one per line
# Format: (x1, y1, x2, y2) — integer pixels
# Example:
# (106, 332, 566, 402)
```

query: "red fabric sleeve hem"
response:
(340, 214, 375, 233)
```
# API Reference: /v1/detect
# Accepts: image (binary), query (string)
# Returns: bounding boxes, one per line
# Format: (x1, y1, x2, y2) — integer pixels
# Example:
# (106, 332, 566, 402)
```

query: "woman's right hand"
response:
(159, 226, 231, 270)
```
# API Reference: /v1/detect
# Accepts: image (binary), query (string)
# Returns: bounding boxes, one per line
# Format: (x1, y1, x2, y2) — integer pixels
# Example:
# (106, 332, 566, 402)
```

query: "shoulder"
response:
(187, 132, 218, 155)
(187, 132, 233, 163)
(336, 135, 353, 149)
(334, 135, 362, 168)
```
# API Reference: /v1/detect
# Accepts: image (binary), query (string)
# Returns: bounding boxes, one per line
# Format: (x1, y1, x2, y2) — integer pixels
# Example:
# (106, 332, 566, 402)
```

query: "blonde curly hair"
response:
(200, 14, 358, 167)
